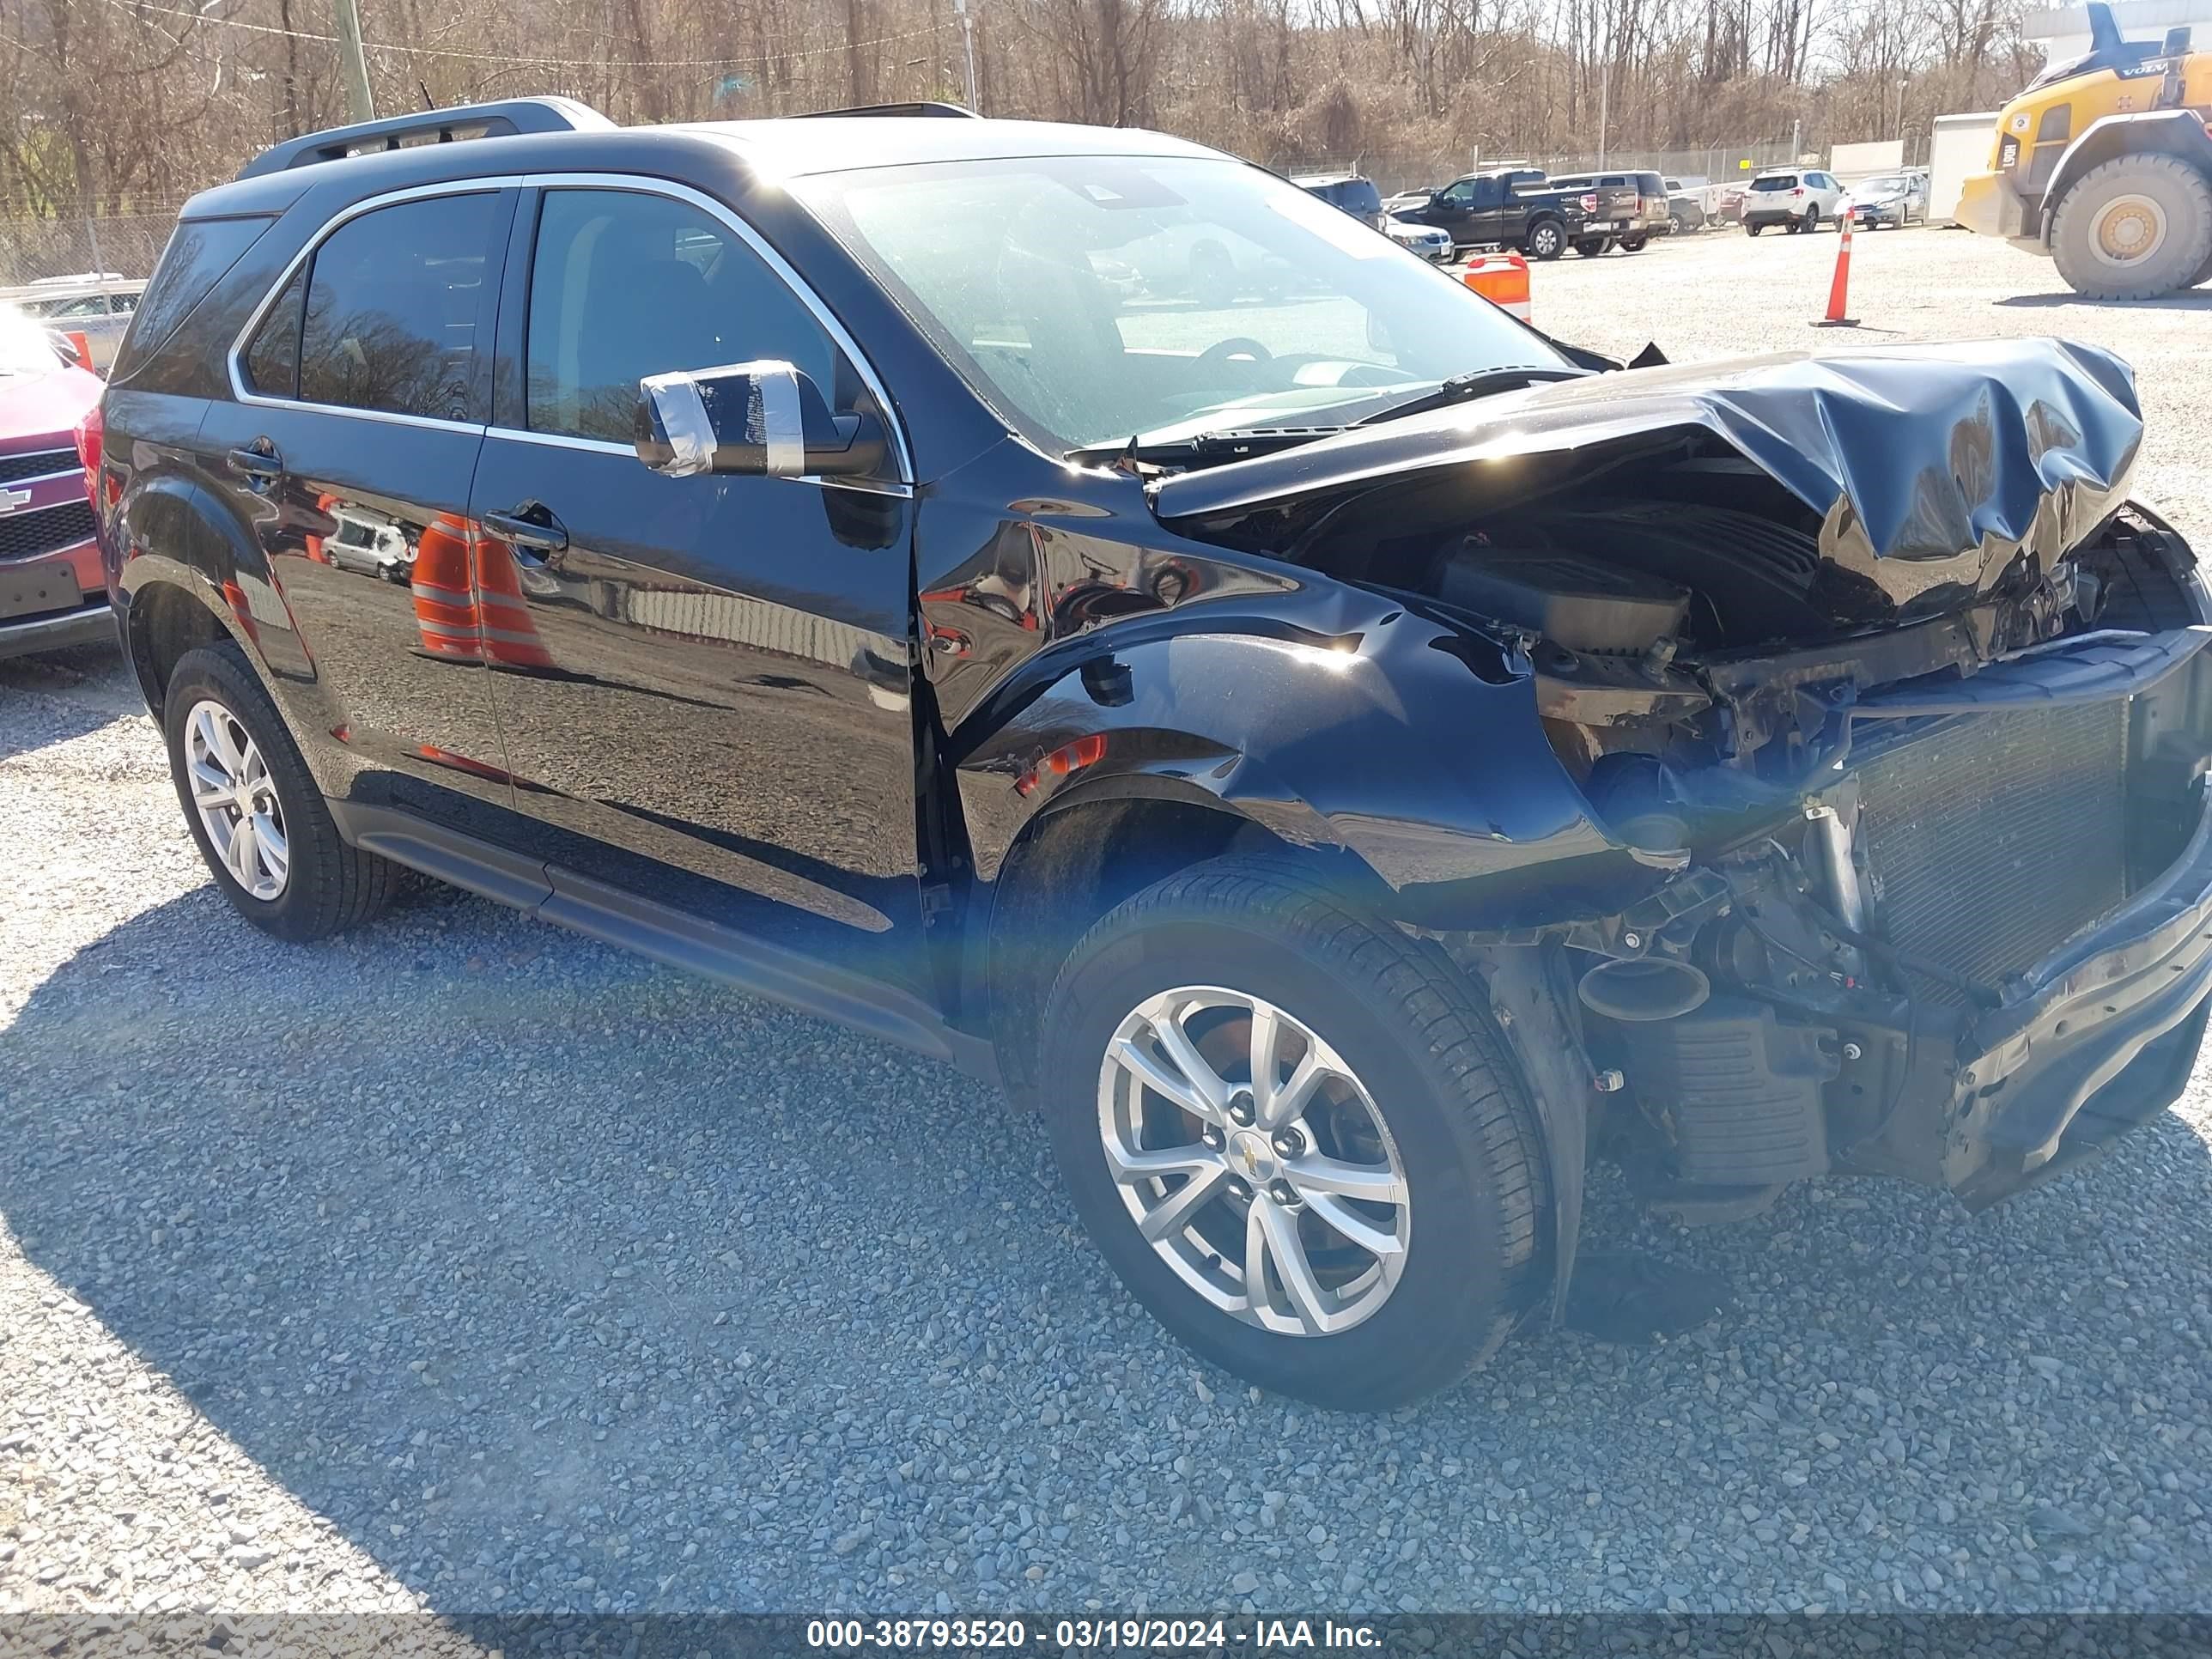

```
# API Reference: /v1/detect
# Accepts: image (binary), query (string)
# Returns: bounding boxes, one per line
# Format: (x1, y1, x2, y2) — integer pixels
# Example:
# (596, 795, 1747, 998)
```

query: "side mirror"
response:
(2162, 25, 2191, 52)
(634, 360, 889, 481)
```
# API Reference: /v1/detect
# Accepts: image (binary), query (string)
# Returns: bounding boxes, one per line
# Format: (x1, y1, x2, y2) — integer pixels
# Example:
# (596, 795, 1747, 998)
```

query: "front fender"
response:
(953, 586, 1663, 930)
(2043, 111, 2212, 239)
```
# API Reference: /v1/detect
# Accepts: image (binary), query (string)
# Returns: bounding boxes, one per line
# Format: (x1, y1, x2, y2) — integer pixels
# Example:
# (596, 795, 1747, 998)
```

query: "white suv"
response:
(1741, 169, 1842, 234)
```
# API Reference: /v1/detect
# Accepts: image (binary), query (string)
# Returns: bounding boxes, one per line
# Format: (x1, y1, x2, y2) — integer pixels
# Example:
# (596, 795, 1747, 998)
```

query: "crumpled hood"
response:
(1151, 338, 2142, 606)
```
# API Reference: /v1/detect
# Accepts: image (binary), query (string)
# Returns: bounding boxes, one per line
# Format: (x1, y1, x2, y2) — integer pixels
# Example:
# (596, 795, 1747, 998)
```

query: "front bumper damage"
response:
(1938, 797, 2212, 1205)
(1443, 514, 2212, 1286)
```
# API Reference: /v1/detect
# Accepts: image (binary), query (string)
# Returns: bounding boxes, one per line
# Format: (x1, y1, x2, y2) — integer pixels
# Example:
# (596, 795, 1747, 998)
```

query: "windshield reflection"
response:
(793, 155, 1568, 453)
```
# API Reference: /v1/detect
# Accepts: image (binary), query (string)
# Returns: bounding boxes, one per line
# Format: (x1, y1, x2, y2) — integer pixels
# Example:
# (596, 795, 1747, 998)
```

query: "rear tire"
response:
(1747, 222, 1765, 237)
(1036, 856, 1549, 1410)
(1571, 237, 1612, 258)
(162, 641, 398, 942)
(1524, 219, 1565, 260)
(1620, 234, 1649, 252)
(2051, 154, 2212, 301)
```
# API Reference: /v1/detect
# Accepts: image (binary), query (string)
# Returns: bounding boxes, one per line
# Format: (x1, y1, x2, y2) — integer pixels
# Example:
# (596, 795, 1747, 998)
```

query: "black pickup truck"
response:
(1396, 167, 1597, 259)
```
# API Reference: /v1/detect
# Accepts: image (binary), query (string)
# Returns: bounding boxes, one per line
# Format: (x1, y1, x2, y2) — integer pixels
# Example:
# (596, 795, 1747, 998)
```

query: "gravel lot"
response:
(5, 223, 2212, 1622)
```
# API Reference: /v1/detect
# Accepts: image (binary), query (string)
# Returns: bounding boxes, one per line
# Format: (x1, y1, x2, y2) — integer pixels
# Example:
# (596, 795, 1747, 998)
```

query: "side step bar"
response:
(328, 800, 997, 1081)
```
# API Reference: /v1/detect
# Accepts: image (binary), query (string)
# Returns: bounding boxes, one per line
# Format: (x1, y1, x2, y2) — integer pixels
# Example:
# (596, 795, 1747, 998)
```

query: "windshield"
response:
(791, 154, 1567, 453)
(0, 307, 64, 374)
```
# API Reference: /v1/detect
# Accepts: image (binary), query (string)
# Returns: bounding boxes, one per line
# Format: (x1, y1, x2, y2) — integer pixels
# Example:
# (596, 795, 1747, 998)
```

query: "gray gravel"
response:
(6, 227, 2212, 1619)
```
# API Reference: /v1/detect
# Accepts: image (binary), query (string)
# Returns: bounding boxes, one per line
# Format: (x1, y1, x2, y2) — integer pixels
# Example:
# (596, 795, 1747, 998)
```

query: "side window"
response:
(1470, 177, 1502, 210)
(241, 268, 305, 398)
(1437, 180, 1475, 207)
(297, 191, 497, 421)
(111, 215, 273, 382)
(525, 187, 839, 446)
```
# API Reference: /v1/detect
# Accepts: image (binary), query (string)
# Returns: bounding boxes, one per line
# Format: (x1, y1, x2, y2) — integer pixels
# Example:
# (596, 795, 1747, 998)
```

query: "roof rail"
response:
(793, 100, 980, 119)
(236, 96, 614, 180)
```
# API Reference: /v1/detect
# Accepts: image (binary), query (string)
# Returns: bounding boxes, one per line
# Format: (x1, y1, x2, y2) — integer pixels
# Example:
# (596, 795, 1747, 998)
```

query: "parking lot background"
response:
(3, 224, 2210, 1619)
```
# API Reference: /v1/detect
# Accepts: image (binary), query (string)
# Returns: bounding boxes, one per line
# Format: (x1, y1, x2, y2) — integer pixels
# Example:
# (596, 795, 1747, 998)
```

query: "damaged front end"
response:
(1154, 339, 2212, 1226)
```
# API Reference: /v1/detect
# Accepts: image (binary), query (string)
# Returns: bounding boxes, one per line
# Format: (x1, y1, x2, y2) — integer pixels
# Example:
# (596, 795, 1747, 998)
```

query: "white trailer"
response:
(1927, 112, 2000, 225)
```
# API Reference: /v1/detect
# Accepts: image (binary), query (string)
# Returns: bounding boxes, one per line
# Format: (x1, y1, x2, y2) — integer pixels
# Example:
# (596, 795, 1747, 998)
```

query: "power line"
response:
(91, 0, 952, 70)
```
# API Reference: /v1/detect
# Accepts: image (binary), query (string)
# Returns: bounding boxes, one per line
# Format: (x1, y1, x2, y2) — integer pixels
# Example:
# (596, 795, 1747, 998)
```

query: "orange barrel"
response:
(1461, 253, 1532, 324)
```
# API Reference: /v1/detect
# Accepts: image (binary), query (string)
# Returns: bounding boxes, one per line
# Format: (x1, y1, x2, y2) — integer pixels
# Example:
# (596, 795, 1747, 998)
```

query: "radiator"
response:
(1855, 699, 2130, 1001)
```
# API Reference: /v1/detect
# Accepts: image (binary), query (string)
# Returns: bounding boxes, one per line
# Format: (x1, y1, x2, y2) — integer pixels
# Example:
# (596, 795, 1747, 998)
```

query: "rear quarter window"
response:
(109, 216, 274, 381)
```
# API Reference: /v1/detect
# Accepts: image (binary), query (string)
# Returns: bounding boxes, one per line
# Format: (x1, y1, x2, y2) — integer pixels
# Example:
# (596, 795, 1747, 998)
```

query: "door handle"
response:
(480, 507, 569, 556)
(227, 445, 283, 486)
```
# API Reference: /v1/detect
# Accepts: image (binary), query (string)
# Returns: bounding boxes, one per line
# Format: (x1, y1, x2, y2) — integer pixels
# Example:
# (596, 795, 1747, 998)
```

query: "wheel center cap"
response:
(1228, 1131, 1276, 1184)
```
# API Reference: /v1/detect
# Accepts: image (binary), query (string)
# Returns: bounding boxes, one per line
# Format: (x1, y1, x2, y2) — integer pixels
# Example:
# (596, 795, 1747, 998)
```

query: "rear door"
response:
(196, 182, 519, 836)
(467, 179, 927, 997)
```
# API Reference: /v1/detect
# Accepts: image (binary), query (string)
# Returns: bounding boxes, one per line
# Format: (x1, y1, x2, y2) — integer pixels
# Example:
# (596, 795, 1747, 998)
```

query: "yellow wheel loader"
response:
(1956, 0, 2212, 299)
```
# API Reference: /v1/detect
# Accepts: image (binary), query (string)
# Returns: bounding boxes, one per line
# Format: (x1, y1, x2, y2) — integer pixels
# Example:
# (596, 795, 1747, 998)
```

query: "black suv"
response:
(1290, 173, 1385, 231)
(95, 99, 2212, 1409)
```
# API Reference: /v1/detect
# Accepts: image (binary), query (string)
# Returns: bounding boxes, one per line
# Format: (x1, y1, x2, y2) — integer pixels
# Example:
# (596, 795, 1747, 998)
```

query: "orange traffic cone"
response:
(409, 513, 557, 669)
(410, 513, 487, 661)
(471, 531, 556, 670)
(1814, 215, 1856, 328)
(1462, 252, 1533, 324)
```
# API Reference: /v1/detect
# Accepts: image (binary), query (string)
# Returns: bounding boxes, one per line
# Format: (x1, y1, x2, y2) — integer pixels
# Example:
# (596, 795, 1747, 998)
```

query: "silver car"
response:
(1841, 173, 1930, 229)
(4, 276, 145, 370)
(1384, 216, 1454, 262)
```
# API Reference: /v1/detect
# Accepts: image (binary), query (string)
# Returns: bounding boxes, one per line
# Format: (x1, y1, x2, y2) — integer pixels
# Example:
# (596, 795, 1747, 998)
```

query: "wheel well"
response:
(2045, 115, 2212, 234)
(127, 581, 226, 708)
(983, 793, 1379, 1103)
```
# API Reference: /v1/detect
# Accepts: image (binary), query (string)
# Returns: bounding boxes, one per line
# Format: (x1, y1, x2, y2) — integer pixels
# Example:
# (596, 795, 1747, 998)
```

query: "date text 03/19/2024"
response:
(804, 1618, 1384, 1650)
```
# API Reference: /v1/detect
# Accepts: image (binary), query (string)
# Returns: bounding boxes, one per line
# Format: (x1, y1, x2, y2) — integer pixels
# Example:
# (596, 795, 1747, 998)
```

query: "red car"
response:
(0, 306, 108, 663)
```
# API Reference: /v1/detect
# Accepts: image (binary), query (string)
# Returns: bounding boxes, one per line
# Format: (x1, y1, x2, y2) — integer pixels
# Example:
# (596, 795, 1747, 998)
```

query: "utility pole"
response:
(1596, 58, 1609, 167)
(953, 0, 978, 112)
(333, 0, 375, 122)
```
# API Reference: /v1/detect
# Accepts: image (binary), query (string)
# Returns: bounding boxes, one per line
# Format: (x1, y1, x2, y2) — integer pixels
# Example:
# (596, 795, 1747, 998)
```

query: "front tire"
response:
(2051, 154, 2212, 301)
(162, 641, 399, 942)
(1036, 858, 1548, 1410)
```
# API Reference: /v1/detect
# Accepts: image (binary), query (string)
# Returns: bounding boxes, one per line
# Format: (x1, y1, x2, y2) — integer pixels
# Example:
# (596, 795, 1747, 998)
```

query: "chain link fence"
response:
(0, 212, 177, 288)
(1540, 141, 1800, 183)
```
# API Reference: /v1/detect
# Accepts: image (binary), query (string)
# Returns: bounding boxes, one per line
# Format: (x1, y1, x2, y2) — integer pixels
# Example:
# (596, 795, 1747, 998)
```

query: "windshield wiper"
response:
(1349, 366, 1585, 428)
(1066, 425, 1349, 469)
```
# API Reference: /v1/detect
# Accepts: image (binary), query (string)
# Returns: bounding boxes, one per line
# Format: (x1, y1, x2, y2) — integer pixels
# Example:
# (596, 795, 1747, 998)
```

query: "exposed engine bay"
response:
(1151, 339, 2212, 1222)
(1425, 501, 2212, 1221)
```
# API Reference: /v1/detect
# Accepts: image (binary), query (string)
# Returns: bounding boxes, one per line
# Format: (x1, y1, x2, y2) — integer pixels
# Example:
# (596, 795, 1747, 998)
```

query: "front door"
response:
(1426, 179, 1479, 242)
(196, 185, 517, 837)
(467, 181, 926, 995)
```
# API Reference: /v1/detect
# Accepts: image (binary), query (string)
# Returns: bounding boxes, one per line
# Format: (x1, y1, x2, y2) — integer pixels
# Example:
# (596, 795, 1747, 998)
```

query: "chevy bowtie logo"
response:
(0, 487, 31, 516)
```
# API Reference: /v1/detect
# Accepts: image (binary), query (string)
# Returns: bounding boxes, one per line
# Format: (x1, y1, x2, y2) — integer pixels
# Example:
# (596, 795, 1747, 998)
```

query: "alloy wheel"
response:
(1097, 986, 1411, 1336)
(184, 698, 290, 902)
